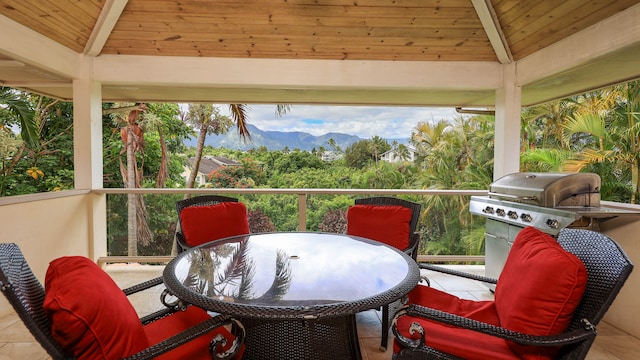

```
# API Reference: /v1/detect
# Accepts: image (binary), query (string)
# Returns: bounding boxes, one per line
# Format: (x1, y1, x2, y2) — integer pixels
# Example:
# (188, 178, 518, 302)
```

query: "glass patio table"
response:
(163, 231, 420, 360)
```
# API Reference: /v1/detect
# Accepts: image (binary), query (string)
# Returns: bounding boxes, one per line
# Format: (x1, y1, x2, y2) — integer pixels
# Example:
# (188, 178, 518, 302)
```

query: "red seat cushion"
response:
(495, 226, 587, 359)
(144, 306, 244, 360)
(43, 256, 149, 360)
(180, 202, 250, 246)
(394, 285, 517, 360)
(346, 204, 412, 249)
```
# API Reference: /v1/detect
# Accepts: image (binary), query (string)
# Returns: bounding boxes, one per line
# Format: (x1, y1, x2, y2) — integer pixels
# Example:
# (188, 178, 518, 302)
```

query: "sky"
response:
(218, 104, 460, 139)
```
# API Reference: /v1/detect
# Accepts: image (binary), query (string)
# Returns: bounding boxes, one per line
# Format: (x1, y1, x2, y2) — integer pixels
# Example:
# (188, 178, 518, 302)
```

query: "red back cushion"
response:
(43, 256, 149, 360)
(494, 226, 587, 359)
(180, 202, 250, 246)
(346, 204, 412, 250)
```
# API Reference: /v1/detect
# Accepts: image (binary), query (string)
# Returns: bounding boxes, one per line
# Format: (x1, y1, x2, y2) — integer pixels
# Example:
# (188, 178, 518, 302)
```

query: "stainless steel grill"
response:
(470, 172, 640, 289)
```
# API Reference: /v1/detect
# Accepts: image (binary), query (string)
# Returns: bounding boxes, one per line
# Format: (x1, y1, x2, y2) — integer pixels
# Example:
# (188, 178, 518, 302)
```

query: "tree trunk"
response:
(126, 127, 138, 256)
(186, 127, 208, 190)
(156, 126, 169, 188)
(172, 126, 208, 256)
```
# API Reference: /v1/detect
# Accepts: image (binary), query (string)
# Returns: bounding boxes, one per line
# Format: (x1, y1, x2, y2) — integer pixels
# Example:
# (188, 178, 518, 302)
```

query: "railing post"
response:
(298, 193, 307, 231)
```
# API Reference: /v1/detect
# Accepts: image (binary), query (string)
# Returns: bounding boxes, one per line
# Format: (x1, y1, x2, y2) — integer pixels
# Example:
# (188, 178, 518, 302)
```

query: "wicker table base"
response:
(239, 315, 361, 360)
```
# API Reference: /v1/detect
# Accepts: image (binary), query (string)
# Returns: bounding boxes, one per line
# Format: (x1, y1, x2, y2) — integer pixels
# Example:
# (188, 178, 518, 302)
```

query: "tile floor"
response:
(1, 264, 639, 359)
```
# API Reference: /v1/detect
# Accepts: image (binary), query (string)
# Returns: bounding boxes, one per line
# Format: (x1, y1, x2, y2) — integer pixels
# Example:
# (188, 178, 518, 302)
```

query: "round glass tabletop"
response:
(163, 232, 419, 317)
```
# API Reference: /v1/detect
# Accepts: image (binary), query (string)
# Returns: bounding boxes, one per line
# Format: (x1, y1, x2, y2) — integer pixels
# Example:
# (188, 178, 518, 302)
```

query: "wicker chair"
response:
(0, 243, 245, 360)
(392, 228, 634, 360)
(348, 196, 422, 351)
(175, 195, 248, 253)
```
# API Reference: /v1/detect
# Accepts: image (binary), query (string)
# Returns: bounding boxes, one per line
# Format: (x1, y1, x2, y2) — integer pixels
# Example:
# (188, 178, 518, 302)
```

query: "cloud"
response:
(219, 104, 460, 139)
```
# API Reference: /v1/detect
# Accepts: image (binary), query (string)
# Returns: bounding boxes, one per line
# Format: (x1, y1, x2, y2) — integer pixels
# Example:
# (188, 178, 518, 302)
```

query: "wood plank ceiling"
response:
(1, 0, 640, 104)
(2, 0, 638, 61)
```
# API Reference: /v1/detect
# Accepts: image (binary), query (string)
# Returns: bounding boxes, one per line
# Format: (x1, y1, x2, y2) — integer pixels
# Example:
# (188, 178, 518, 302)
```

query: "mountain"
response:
(185, 124, 363, 151)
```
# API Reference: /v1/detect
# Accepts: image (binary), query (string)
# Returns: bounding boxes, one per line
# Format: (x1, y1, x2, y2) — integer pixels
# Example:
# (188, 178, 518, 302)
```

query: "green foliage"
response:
(107, 193, 182, 255)
(0, 93, 75, 196)
(351, 162, 408, 189)
(306, 194, 352, 231)
(343, 138, 390, 169)
(273, 150, 325, 174)
(7, 80, 640, 257)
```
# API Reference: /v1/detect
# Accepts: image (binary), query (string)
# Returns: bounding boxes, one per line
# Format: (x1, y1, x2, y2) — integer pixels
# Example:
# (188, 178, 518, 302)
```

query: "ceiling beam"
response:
(84, 0, 128, 56)
(0, 14, 77, 78)
(471, 0, 512, 64)
(93, 56, 503, 91)
(0, 60, 25, 67)
(517, 3, 640, 87)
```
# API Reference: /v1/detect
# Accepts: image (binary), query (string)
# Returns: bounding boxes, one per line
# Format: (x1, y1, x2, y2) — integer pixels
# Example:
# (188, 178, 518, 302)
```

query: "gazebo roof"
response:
(1, 0, 640, 107)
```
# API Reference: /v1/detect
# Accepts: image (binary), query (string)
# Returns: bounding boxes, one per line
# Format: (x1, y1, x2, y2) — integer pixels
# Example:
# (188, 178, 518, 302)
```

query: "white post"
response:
(493, 63, 521, 179)
(73, 56, 107, 260)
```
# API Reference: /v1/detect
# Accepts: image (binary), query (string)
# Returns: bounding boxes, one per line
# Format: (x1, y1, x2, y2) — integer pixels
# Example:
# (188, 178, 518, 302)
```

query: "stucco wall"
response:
(0, 192, 99, 317)
(600, 216, 640, 338)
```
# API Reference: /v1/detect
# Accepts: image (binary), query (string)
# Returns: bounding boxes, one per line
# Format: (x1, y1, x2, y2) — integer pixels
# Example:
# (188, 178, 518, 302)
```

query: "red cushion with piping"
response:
(180, 202, 250, 246)
(494, 226, 587, 359)
(346, 205, 412, 249)
(43, 256, 149, 360)
(394, 285, 514, 360)
(144, 306, 244, 360)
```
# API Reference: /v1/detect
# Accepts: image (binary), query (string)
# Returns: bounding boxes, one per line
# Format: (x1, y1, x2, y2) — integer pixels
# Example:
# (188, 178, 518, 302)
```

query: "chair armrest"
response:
(418, 263, 498, 285)
(122, 276, 164, 296)
(123, 276, 187, 314)
(124, 314, 245, 360)
(393, 304, 597, 349)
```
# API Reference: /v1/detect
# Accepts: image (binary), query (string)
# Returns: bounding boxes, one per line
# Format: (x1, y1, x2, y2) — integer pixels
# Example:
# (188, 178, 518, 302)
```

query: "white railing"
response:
(95, 188, 489, 264)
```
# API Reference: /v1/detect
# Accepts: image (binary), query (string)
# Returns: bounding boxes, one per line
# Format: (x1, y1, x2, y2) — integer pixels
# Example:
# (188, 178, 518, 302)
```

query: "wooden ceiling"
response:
(4, 0, 639, 61)
(1, 0, 640, 105)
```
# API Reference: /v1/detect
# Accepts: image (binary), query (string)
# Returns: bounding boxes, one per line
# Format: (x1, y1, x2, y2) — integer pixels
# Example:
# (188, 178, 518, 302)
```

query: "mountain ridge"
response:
(184, 124, 410, 151)
(185, 124, 363, 151)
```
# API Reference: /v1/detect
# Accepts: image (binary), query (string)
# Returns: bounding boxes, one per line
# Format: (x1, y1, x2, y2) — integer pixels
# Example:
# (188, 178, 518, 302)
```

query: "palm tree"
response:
(183, 104, 290, 190)
(561, 82, 640, 203)
(368, 136, 389, 164)
(183, 104, 235, 189)
(327, 137, 342, 154)
(411, 119, 451, 171)
(395, 143, 410, 162)
(111, 103, 153, 255)
(411, 114, 494, 256)
(521, 99, 578, 150)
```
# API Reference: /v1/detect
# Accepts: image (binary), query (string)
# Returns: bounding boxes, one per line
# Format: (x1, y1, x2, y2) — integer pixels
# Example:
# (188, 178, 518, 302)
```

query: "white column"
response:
(73, 59, 103, 189)
(493, 63, 521, 179)
(73, 56, 107, 260)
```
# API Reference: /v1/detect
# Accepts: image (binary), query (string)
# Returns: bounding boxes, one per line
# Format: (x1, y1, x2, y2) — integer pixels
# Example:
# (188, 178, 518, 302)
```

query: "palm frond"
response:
(229, 104, 252, 141)
(255, 250, 292, 301)
(216, 240, 251, 287)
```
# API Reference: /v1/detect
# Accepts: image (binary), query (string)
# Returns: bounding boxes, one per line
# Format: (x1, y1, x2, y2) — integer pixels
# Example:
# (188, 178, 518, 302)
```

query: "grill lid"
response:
(489, 172, 600, 207)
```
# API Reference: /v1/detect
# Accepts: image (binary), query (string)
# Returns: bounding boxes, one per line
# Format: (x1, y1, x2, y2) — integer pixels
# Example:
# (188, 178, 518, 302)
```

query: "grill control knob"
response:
(520, 213, 533, 222)
(496, 208, 506, 217)
(546, 218, 559, 229)
(507, 210, 518, 220)
(482, 206, 495, 214)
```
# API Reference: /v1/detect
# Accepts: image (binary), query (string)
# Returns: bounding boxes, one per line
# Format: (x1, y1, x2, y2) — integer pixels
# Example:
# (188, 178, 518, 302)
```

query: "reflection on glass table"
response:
(164, 232, 420, 360)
